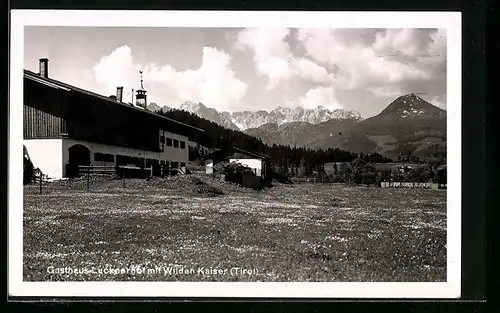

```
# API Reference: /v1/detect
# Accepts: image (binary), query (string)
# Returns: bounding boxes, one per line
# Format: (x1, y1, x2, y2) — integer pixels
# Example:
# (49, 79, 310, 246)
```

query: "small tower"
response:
(135, 70, 147, 109)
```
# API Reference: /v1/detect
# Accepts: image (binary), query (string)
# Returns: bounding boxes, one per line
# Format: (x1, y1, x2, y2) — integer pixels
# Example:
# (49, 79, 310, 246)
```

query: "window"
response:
(180, 141, 186, 149)
(166, 138, 172, 146)
(180, 162, 186, 167)
(173, 139, 179, 148)
(159, 130, 165, 151)
(94, 153, 114, 162)
(159, 137, 165, 151)
(146, 158, 158, 167)
(116, 155, 126, 165)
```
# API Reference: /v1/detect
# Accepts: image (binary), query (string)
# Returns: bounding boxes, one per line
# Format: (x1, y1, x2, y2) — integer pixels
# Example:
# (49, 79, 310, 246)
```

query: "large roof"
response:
(198, 145, 270, 161)
(232, 146, 269, 159)
(23, 70, 204, 132)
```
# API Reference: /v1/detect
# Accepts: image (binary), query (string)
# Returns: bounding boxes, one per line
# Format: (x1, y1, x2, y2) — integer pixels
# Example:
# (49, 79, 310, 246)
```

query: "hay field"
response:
(23, 175, 446, 282)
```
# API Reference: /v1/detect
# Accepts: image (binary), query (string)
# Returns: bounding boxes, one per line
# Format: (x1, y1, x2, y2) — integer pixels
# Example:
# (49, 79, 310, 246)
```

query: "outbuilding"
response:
(198, 145, 270, 178)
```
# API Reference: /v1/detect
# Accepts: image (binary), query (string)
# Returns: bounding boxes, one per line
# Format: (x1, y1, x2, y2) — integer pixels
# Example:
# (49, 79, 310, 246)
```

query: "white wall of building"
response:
(205, 159, 213, 174)
(63, 136, 188, 163)
(24, 131, 190, 179)
(62, 132, 189, 177)
(230, 159, 262, 177)
(24, 139, 63, 179)
(159, 131, 190, 162)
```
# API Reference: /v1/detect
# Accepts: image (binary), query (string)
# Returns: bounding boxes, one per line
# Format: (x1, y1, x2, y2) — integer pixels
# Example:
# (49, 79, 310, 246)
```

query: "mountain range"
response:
(147, 93, 446, 159)
(148, 101, 362, 131)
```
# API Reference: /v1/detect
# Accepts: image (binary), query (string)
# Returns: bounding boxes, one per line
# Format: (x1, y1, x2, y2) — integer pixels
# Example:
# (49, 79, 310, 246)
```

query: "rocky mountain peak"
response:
(381, 93, 445, 118)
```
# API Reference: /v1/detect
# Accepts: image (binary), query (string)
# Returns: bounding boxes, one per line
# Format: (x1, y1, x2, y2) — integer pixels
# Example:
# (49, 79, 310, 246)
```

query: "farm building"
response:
(23, 58, 204, 179)
(197, 145, 270, 178)
(397, 165, 414, 173)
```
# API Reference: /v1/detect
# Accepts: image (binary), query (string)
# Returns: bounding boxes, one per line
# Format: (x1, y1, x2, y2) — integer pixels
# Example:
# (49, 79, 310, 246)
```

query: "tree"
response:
(348, 158, 378, 185)
(437, 167, 447, 184)
(23, 156, 35, 185)
(188, 146, 201, 161)
(298, 156, 307, 176)
(349, 158, 366, 184)
(376, 169, 391, 185)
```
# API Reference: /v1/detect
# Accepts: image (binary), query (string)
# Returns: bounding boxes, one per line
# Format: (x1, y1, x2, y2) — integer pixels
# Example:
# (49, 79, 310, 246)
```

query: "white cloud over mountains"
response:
(235, 28, 336, 90)
(93, 45, 247, 111)
(92, 28, 446, 113)
(299, 87, 341, 110)
(235, 28, 446, 110)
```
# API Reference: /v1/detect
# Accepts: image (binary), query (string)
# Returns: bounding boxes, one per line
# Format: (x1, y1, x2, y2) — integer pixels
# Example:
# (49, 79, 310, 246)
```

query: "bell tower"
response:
(135, 70, 147, 109)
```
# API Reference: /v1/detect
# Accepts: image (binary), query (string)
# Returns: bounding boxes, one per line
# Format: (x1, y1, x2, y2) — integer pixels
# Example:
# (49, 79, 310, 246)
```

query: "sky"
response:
(24, 27, 447, 118)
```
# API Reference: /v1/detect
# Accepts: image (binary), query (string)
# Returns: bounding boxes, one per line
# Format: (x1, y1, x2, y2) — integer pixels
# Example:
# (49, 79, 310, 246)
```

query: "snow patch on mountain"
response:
(146, 102, 172, 112)
(150, 100, 362, 131)
(179, 101, 240, 130)
(227, 106, 362, 130)
(381, 93, 446, 119)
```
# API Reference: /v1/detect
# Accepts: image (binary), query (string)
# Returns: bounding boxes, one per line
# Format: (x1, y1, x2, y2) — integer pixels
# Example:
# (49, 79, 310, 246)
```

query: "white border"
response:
(9, 10, 462, 298)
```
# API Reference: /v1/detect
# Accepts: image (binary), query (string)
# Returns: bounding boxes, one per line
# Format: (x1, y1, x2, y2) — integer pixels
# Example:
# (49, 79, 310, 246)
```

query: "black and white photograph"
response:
(9, 10, 461, 298)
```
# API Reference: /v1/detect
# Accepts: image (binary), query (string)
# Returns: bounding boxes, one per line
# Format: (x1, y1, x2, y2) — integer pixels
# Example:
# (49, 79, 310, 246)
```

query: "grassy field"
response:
(23, 175, 446, 282)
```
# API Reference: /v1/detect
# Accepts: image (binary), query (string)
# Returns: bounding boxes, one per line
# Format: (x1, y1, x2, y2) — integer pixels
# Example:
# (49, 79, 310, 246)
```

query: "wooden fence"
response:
(32, 169, 49, 194)
(31, 164, 188, 194)
(78, 165, 116, 176)
(78, 165, 153, 191)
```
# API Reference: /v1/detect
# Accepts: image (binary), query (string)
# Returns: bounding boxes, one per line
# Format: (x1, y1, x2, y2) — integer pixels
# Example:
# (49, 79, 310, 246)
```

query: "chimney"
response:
(39, 58, 49, 78)
(116, 86, 123, 102)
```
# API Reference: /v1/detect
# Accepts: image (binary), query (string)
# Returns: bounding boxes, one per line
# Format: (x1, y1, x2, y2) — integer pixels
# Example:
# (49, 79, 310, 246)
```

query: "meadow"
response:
(23, 175, 446, 282)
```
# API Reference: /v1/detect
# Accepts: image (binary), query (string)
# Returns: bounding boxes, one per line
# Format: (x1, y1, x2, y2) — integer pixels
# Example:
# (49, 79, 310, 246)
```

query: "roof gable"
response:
(23, 70, 203, 133)
(198, 145, 269, 162)
(229, 152, 262, 160)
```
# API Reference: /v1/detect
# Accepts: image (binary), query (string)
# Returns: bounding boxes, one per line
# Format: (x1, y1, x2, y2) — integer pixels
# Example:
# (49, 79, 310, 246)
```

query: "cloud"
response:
(367, 85, 404, 97)
(299, 86, 342, 110)
(235, 28, 294, 89)
(292, 58, 336, 85)
(233, 27, 446, 113)
(430, 95, 446, 109)
(93, 45, 139, 95)
(92, 28, 446, 115)
(92, 45, 247, 111)
(235, 28, 337, 89)
(295, 28, 447, 101)
(372, 29, 433, 59)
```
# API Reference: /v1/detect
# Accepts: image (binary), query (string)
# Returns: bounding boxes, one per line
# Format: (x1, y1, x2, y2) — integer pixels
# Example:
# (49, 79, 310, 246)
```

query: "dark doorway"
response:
(66, 144, 91, 177)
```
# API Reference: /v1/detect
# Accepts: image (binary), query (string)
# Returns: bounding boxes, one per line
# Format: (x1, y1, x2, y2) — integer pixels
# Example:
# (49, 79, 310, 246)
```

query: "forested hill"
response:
(157, 109, 392, 173)
(160, 108, 267, 154)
